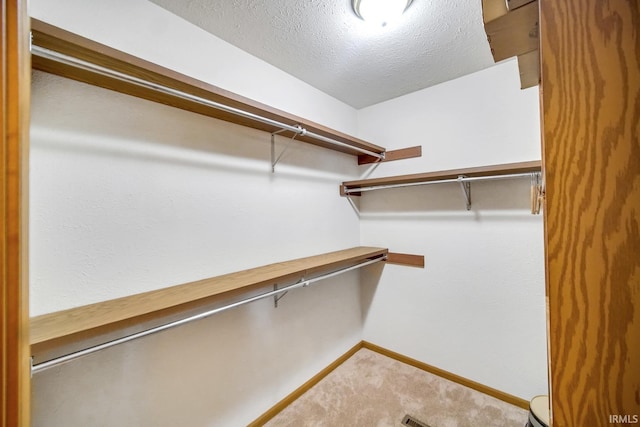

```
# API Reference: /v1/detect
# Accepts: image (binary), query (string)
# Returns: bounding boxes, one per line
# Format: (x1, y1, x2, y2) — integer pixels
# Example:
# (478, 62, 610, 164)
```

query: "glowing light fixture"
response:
(352, 0, 413, 27)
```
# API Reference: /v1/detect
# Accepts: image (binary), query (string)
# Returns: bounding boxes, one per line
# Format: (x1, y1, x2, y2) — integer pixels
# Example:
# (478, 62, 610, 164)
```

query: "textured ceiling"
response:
(149, 0, 496, 109)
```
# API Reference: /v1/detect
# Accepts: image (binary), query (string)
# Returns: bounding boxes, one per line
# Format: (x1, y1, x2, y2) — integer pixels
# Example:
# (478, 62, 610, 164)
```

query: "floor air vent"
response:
(401, 414, 430, 427)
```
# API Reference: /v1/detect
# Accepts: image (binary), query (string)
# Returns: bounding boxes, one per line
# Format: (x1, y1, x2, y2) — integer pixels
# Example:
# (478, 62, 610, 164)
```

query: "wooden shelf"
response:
(341, 160, 542, 194)
(481, 0, 540, 89)
(30, 246, 387, 351)
(482, 0, 539, 63)
(517, 49, 540, 89)
(30, 19, 385, 158)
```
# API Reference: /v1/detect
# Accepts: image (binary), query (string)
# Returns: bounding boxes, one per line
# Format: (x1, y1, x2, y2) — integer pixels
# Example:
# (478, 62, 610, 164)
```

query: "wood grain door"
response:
(540, 1, 640, 425)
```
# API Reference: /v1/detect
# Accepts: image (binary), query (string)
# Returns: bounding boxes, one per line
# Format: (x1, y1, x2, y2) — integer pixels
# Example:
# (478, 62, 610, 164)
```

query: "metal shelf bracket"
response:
(271, 127, 301, 173)
(274, 277, 309, 307)
(273, 284, 287, 307)
(458, 175, 472, 210)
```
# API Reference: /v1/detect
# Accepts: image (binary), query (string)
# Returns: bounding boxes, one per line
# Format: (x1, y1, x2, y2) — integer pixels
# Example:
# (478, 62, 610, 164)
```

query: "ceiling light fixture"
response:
(352, 0, 413, 27)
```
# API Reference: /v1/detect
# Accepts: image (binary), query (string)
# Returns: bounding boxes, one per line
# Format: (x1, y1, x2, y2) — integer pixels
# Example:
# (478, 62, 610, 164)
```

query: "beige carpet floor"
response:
(265, 348, 528, 427)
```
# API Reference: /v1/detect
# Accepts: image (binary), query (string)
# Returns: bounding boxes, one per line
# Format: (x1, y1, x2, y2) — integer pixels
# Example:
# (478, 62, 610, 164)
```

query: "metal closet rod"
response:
(31, 255, 386, 375)
(343, 171, 541, 194)
(30, 44, 385, 160)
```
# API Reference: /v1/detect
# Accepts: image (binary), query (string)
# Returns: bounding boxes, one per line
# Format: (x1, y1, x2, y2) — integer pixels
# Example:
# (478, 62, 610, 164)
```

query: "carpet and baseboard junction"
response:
(250, 341, 529, 426)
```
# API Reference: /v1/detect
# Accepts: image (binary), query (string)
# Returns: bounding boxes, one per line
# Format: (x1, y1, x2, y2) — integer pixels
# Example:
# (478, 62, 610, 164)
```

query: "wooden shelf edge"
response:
(518, 49, 540, 89)
(29, 18, 385, 157)
(341, 160, 542, 191)
(358, 145, 422, 165)
(386, 253, 425, 268)
(30, 246, 388, 349)
(482, 0, 539, 63)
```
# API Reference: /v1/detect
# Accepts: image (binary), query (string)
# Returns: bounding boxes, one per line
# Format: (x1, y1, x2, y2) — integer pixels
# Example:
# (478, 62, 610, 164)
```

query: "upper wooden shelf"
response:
(29, 19, 385, 158)
(341, 160, 542, 193)
(481, 0, 540, 89)
(30, 246, 388, 352)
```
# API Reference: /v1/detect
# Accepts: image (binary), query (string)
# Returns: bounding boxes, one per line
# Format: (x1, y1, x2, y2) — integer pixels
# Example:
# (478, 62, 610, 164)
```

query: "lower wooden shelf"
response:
(30, 247, 388, 355)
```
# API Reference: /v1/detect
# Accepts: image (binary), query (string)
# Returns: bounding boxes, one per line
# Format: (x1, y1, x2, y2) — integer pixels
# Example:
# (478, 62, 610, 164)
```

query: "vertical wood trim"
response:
(540, 2, 640, 426)
(1, 0, 30, 425)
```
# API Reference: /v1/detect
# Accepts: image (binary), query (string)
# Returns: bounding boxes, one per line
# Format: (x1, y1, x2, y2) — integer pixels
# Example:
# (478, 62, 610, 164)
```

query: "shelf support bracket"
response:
(273, 284, 288, 308)
(345, 194, 360, 217)
(271, 126, 303, 173)
(273, 278, 306, 307)
(458, 175, 472, 210)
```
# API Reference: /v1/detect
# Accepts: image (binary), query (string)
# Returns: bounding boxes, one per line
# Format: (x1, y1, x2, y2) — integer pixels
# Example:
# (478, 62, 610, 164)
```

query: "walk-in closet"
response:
(2, 1, 638, 426)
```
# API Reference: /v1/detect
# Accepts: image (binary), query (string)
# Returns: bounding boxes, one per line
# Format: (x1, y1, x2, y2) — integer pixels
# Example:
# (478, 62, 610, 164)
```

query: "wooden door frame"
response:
(541, 1, 640, 425)
(1, 0, 30, 425)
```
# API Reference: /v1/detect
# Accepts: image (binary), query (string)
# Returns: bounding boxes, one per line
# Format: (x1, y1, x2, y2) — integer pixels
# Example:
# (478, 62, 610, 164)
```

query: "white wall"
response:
(29, 1, 364, 426)
(357, 60, 548, 400)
